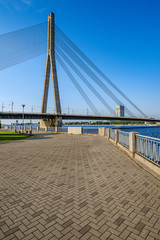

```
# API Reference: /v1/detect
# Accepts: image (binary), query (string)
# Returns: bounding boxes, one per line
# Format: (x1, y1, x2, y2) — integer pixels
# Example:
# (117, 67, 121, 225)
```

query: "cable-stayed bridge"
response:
(0, 112, 159, 123)
(0, 12, 158, 125)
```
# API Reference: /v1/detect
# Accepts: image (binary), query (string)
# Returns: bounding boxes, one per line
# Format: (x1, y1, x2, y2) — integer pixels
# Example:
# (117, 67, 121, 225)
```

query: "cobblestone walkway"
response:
(0, 133, 160, 240)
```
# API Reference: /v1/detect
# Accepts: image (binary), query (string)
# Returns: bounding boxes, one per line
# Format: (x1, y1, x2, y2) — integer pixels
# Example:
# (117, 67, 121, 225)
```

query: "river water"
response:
(79, 125, 160, 139)
(110, 126, 160, 139)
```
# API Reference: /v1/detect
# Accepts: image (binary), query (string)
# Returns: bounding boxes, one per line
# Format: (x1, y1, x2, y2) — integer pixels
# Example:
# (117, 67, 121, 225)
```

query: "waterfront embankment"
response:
(0, 133, 160, 239)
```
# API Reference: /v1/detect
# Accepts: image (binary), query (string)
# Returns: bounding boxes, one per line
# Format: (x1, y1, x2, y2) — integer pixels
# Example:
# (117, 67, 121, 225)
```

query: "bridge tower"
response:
(40, 12, 62, 127)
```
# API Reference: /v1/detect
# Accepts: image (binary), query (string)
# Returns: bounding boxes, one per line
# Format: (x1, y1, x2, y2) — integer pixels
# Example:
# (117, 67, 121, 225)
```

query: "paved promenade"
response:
(0, 133, 160, 240)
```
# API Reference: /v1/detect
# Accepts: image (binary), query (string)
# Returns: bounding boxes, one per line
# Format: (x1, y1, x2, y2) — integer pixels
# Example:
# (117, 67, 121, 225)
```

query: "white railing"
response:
(118, 130, 129, 148)
(83, 127, 98, 134)
(136, 135, 160, 166)
(99, 127, 160, 168)
(110, 129, 115, 140)
(106, 128, 108, 137)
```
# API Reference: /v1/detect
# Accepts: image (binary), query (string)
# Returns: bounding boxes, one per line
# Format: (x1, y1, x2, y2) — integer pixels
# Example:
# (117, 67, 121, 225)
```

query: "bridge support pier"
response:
(40, 117, 62, 128)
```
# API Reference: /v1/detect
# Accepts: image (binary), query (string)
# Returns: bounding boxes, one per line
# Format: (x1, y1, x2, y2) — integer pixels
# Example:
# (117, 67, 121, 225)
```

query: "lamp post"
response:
(22, 104, 25, 133)
(30, 106, 33, 124)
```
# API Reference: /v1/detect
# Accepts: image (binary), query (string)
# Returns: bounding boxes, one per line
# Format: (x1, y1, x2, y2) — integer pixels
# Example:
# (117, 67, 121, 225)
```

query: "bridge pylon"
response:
(41, 12, 62, 127)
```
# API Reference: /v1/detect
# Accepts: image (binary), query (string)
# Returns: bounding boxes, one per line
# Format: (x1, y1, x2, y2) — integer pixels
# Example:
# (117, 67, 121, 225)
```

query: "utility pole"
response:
(2, 103, 4, 112)
(11, 101, 14, 113)
(30, 106, 33, 124)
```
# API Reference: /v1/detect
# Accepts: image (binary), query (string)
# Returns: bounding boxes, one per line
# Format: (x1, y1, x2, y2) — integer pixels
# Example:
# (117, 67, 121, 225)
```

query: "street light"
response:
(30, 106, 33, 124)
(22, 104, 25, 133)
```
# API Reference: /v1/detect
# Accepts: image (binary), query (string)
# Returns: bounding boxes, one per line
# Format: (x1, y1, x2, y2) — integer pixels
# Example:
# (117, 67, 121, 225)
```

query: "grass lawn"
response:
(0, 131, 27, 141)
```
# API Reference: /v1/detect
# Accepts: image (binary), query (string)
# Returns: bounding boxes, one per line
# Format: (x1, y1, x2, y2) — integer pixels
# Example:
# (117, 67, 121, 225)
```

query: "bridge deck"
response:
(0, 133, 160, 239)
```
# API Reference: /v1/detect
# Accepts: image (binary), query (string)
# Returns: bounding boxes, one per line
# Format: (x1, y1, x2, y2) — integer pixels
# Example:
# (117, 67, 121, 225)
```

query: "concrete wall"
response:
(68, 127, 83, 135)
(134, 153, 160, 176)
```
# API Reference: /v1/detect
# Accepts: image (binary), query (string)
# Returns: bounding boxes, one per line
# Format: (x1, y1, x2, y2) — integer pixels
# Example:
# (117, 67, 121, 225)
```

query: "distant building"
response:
(116, 105, 124, 117)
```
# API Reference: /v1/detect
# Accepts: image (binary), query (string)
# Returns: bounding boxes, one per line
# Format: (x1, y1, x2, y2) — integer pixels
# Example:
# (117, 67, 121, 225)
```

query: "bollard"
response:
(45, 126, 48, 132)
(37, 126, 39, 132)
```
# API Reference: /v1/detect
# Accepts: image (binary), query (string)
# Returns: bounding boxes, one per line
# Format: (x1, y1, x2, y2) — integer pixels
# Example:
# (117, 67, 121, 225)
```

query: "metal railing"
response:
(58, 127, 68, 133)
(106, 128, 108, 137)
(136, 135, 160, 166)
(118, 130, 129, 149)
(83, 127, 98, 134)
(110, 129, 115, 140)
(47, 127, 55, 132)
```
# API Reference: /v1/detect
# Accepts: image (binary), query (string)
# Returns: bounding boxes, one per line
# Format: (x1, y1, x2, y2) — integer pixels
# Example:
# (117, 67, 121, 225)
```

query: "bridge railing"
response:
(82, 127, 98, 134)
(57, 127, 68, 133)
(98, 127, 160, 171)
(136, 135, 160, 166)
(118, 130, 129, 149)
(110, 129, 115, 140)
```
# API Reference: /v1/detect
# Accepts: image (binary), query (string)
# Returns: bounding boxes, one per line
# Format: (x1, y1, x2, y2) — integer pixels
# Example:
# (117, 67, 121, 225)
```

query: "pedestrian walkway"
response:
(0, 133, 160, 240)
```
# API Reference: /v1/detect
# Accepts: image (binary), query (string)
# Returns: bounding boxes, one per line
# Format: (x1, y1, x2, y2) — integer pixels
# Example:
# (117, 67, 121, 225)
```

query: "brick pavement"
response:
(0, 133, 160, 240)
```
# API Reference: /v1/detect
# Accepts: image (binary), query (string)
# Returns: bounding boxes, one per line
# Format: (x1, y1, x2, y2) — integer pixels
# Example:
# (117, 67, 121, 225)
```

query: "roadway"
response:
(0, 112, 159, 122)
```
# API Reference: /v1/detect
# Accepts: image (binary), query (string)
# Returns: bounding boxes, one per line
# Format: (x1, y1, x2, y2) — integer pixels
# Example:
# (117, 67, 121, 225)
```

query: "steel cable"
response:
(56, 53, 100, 115)
(55, 34, 134, 117)
(55, 25, 146, 117)
(55, 45, 115, 115)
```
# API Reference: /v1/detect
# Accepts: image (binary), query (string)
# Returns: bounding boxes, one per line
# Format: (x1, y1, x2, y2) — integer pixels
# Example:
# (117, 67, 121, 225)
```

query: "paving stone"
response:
(45, 215, 58, 223)
(135, 221, 146, 232)
(95, 208, 104, 216)
(114, 217, 125, 226)
(0, 133, 160, 239)
(62, 219, 73, 229)
(141, 206, 150, 214)
(121, 199, 129, 206)
(4, 226, 19, 237)
(22, 203, 32, 209)
(106, 196, 113, 203)
(0, 221, 5, 227)
(79, 224, 91, 235)
(32, 210, 43, 218)
(79, 201, 88, 208)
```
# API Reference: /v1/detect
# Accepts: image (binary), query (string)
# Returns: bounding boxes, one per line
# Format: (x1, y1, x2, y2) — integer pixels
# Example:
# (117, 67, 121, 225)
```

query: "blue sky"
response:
(0, 0, 160, 120)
